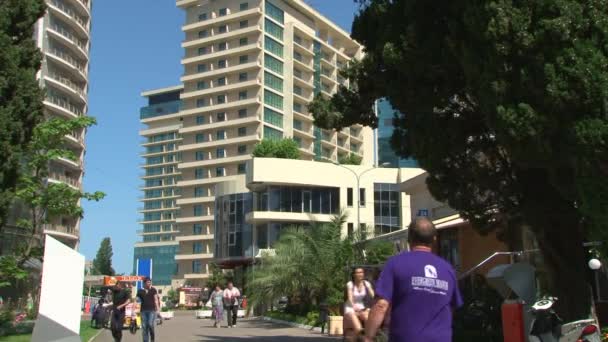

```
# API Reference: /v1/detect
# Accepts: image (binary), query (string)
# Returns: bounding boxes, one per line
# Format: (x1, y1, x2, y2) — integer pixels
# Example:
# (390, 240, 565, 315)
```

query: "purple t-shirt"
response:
(375, 251, 463, 342)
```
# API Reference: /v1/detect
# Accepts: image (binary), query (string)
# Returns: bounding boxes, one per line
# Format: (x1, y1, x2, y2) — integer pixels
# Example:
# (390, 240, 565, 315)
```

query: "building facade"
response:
(36, 0, 93, 248)
(150, 0, 374, 286)
(374, 99, 418, 168)
(135, 86, 183, 287)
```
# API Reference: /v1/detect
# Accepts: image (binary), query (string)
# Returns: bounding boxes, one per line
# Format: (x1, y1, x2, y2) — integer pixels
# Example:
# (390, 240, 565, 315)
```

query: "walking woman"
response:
(344, 267, 374, 341)
(211, 285, 224, 328)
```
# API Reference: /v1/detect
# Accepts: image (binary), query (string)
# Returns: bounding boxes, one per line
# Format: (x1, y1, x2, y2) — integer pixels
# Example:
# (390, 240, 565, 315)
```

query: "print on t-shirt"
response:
(412, 264, 449, 296)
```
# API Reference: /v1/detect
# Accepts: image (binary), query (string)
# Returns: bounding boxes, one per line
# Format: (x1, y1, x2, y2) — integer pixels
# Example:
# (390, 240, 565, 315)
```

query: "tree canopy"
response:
(92, 237, 115, 276)
(252, 138, 301, 159)
(0, 0, 46, 231)
(310, 0, 608, 320)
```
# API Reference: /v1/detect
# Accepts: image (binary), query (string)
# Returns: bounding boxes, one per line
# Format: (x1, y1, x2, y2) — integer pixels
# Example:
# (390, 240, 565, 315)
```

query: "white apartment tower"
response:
(139, 0, 370, 285)
(37, 0, 92, 248)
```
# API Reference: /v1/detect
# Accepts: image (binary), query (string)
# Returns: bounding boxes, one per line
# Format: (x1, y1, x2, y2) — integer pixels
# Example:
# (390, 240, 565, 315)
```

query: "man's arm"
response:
(364, 299, 390, 342)
(116, 298, 131, 310)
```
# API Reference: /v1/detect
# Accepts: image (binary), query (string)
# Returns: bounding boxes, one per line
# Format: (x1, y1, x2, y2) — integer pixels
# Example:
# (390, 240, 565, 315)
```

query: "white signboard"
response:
(32, 235, 85, 342)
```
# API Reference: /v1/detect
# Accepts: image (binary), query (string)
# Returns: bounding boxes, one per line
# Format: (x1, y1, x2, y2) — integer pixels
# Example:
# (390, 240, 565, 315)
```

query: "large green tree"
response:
(92, 237, 115, 276)
(310, 0, 608, 320)
(252, 138, 301, 159)
(0, 0, 46, 236)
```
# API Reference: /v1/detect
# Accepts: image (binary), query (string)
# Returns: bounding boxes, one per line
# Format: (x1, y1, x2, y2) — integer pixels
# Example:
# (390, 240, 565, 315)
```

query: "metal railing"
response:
(49, 0, 88, 30)
(48, 171, 80, 188)
(47, 47, 86, 75)
(47, 70, 85, 97)
(48, 22, 88, 52)
(45, 92, 84, 116)
(43, 223, 79, 236)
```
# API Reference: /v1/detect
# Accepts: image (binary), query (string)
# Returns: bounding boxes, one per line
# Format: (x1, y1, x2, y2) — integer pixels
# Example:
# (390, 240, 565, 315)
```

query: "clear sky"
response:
(80, 0, 360, 274)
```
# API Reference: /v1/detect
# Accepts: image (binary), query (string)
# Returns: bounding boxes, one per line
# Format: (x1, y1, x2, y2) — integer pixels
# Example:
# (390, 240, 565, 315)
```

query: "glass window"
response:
(237, 163, 246, 174)
(195, 151, 205, 161)
(218, 25, 227, 33)
(192, 260, 202, 273)
(294, 51, 302, 62)
(294, 85, 302, 95)
(263, 125, 283, 140)
(198, 30, 208, 38)
(240, 2, 249, 10)
(265, 18, 283, 41)
(347, 188, 353, 207)
(216, 130, 225, 140)
(196, 115, 205, 125)
(196, 98, 206, 107)
(264, 107, 283, 128)
(293, 119, 302, 131)
(217, 95, 226, 104)
(217, 77, 226, 86)
(294, 69, 302, 78)
(257, 224, 268, 249)
(359, 188, 366, 207)
(216, 148, 225, 158)
(239, 55, 249, 64)
(264, 54, 283, 74)
(348, 223, 354, 237)
(198, 13, 208, 21)
(238, 127, 247, 136)
(265, 2, 284, 23)
(218, 60, 227, 68)
(239, 91, 248, 100)
(197, 64, 207, 73)
(197, 81, 207, 90)
(240, 20, 248, 28)
(219, 8, 227, 16)
(194, 205, 203, 216)
(218, 42, 227, 51)
(238, 108, 247, 118)
(294, 35, 302, 45)
(216, 112, 226, 121)
(239, 37, 248, 46)
(264, 36, 283, 57)
(293, 103, 302, 113)
(193, 224, 203, 234)
(195, 168, 206, 179)
(216, 167, 225, 177)
(264, 71, 283, 92)
(264, 91, 283, 110)
(193, 242, 203, 253)
(238, 145, 247, 155)
(198, 47, 208, 55)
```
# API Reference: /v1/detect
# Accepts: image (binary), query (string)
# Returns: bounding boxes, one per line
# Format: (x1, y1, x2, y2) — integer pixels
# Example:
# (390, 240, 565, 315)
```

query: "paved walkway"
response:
(93, 312, 338, 342)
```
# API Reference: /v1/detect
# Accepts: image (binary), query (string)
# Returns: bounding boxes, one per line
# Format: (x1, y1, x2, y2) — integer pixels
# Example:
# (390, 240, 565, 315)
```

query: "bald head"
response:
(407, 217, 437, 247)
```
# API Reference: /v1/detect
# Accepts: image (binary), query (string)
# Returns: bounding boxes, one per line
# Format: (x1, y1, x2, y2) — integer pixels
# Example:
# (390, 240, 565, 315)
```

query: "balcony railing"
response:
(48, 171, 80, 188)
(48, 23, 88, 52)
(43, 223, 78, 236)
(49, 0, 88, 30)
(45, 93, 84, 116)
(47, 47, 86, 75)
(140, 100, 182, 120)
(47, 70, 85, 97)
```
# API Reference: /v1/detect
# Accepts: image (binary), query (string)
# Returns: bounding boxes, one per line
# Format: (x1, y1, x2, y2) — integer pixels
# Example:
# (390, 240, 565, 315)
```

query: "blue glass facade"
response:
(376, 99, 418, 167)
(214, 193, 253, 260)
(133, 245, 179, 286)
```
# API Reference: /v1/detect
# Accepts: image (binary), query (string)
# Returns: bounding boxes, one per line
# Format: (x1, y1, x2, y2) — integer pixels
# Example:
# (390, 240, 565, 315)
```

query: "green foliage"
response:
(338, 153, 362, 165)
(311, 0, 608, 320)
(207, 263, 226, 288)
(0, 0, 46, 231)
(92, 238, 114, 276)
(166, 289, 178, 306)
(0, 257, 27, 288)
(252, 138, 300, 159)
(246, 213, 393, 315)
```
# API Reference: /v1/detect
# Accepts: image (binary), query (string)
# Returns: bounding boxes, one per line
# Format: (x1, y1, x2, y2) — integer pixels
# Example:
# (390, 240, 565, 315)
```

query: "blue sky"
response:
(80, 0, 360, 274)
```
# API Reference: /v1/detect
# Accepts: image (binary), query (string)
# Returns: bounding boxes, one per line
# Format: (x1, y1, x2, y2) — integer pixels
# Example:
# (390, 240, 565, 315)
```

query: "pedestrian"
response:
(222, 281, 240, 328)
(137, 277, 160, 342)
(111, 282, 131, 342)
(363, 217, 463, 342)
(210, 285, 224, 328)
(344, 267, 374, 340)
(91, 298, 105, 328)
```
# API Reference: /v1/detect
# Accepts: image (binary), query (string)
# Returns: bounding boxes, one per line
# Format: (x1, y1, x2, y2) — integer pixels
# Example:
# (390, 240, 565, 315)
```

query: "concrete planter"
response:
(159, 311, 174, 320)
(328, 315, 343, 336)
(196, 310, 212, 319)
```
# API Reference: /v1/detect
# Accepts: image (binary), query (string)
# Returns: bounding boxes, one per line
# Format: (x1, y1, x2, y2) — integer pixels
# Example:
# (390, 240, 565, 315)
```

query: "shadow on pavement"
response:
(195, 335, 339, 341)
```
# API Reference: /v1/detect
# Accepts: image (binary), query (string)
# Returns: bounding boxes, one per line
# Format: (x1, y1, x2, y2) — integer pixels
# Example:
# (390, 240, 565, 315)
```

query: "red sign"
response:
(103, 276, 145, 286)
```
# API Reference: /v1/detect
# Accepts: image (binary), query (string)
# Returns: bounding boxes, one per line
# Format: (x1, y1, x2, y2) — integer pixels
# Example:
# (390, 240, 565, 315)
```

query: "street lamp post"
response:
(332, 162, 391, 232)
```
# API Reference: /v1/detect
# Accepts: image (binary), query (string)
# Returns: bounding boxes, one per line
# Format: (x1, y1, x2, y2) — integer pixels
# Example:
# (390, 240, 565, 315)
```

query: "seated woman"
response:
(344, 267, 374, 340)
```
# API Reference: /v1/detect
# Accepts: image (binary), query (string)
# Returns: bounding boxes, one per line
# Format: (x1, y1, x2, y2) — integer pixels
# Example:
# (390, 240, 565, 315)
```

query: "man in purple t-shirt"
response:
(364, 217, 463, 342)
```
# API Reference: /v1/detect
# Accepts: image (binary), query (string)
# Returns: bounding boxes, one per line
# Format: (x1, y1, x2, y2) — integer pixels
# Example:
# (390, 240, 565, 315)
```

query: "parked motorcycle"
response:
(528, 297, 600, 342)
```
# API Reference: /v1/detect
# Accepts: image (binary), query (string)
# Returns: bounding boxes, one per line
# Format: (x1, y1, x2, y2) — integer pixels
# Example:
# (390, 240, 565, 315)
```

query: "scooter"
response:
(528, 297, 600, 342)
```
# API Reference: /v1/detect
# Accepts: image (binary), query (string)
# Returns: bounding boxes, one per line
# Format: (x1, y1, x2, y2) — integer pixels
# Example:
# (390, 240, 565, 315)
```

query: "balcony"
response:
(179, 154, 251, 170)
(179, 116, 261, 135)
(140, 100, 181, 120)
(176, 234, 214, 242)
(45, 47, 87, 81)
(246, 211, 333, 224)
(176, 196, 215, 205)
(43, 223, 79, 240)
(181, 42, 262, 66)
(44, 72, 86, 102)
(48, 0, 89, 37)
(178, 97, 260, 118)
(182, 7, 262, 28)
(181, 61, 261, 83)
(182, 25, 262, 49)
(176, 215, 214, 224)
(48, 171, 80, 189)
(181, 79, 261, 100)
(175, 253, 214, 261)
(44, 92, 84, 118)
(47, 23, 88, 58)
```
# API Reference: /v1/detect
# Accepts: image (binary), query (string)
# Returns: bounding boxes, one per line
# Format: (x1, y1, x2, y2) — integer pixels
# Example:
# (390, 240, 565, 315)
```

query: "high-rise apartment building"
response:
(374, 99, 418, 168)
(135, 86, 183, 289)
(138, 0, 370, 286)
(36, 0, 92, 248)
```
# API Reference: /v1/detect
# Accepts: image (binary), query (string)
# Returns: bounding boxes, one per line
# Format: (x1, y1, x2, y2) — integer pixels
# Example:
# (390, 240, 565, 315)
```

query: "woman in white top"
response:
(344, 267, 374, 340)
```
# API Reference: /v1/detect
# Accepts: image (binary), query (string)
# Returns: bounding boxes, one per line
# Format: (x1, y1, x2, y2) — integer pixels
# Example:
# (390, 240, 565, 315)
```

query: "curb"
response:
(87, 328, 104, 342)
(261, 316, 322, 333)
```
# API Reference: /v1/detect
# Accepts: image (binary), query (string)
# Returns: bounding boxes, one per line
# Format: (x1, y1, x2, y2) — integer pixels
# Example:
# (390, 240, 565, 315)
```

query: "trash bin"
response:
(486, 262, 536, 342)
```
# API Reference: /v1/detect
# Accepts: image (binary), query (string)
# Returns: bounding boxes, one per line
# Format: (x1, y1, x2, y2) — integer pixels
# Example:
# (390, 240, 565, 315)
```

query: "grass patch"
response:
(0, 320, 100, 342)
